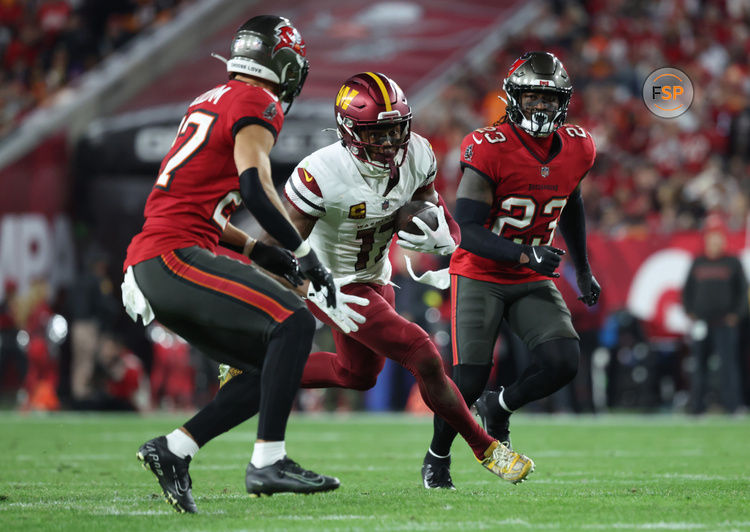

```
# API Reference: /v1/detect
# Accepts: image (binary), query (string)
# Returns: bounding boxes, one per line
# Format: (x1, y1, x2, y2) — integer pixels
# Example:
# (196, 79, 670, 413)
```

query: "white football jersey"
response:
(284, 133, 437, 284)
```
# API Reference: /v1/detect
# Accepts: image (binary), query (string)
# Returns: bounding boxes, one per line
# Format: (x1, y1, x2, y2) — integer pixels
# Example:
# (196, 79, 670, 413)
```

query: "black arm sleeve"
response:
(558, 187, 590, 273)
(454, 198, 525, 262)
(239, 167, 303, 251)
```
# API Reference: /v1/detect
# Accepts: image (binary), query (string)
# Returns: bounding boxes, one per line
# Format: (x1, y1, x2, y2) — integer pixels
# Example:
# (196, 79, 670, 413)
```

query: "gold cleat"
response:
(218, 364, 243, 388)
(479, 440, 534, 484)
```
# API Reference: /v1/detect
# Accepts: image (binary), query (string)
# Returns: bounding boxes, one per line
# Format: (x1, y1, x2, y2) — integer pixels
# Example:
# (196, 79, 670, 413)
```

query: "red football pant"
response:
(301, 282, 493, 459)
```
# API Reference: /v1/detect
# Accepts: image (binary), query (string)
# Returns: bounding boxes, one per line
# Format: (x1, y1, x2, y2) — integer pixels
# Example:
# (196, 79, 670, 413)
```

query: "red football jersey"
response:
(449, 121, 595, 284)
(124, 80, 284, 270)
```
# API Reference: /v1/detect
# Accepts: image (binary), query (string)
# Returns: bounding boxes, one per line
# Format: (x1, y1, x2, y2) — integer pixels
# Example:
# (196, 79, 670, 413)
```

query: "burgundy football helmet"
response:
(334, 72, 411, 178)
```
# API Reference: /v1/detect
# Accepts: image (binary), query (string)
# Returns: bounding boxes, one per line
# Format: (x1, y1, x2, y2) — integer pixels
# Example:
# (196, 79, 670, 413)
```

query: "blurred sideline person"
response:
(120, 16, 361, 512)
(183, 72, 535, 489)
(422, 52, 601, 489)
(682, 215, 748, 414)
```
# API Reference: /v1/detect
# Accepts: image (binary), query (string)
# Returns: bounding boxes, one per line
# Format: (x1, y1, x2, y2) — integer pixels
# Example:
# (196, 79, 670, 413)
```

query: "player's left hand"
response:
(396, 206, 457, 256)
(248, 241, 304, 286)
(307, 275, 369, 333)
(576, 270, 601, 306)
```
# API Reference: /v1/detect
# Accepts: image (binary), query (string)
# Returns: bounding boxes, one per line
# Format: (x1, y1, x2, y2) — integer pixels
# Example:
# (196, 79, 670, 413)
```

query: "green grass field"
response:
(1, 412, 749, 531)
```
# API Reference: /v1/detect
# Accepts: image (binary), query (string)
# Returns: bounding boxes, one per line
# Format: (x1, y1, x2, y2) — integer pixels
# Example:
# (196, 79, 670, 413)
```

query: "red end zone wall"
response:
(0, 135, 76, 302)
(555, 232, 750, 338)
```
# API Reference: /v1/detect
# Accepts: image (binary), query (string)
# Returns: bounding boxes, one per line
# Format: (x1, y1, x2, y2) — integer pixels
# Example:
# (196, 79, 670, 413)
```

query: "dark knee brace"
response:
(534, 337, 579, 386)
(503, 338, 580, 411)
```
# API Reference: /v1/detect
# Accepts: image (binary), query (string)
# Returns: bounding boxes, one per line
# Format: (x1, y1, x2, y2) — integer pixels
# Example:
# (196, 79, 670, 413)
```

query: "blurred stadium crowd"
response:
(1, 0, 749, 415)
(419, 0, 750, 235)
(0, 0, 188, 138)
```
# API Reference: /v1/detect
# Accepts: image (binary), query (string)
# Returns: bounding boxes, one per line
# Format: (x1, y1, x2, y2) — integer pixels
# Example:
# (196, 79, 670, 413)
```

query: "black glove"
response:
(576, 270, 601, 306)
(298, 249, 336, 307)
(522, 245, 566, 277)
(249, 241, 304, 286)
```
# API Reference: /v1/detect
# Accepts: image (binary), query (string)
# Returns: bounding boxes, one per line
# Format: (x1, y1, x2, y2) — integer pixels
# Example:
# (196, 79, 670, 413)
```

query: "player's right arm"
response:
(454, 166, 564, 278)
(234, 124, 336, 306)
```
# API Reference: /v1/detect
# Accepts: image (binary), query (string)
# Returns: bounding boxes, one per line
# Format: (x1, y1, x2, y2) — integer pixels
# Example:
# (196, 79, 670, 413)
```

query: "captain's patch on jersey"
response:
(349, 202, 366, 219)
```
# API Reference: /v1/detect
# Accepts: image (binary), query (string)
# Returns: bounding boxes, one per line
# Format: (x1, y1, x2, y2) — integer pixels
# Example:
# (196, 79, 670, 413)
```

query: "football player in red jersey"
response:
(421, 52, 602, 489)
(121, 16, 360, 511)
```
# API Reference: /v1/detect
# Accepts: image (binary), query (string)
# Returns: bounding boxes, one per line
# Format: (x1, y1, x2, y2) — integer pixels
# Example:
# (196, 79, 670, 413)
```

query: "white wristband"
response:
(294, 240, 311, 257)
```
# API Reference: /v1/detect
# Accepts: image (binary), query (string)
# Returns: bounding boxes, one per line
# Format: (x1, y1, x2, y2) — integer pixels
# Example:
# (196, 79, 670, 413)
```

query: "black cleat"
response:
(137, 436, 197, 513)
(475, 389, 512, 449)
(421, 452, 456, 490)
(245, 457, 340, 497)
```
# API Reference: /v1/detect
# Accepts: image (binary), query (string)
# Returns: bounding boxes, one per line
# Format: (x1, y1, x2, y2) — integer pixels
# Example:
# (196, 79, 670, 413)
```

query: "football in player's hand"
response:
(396, 201, 439, 235)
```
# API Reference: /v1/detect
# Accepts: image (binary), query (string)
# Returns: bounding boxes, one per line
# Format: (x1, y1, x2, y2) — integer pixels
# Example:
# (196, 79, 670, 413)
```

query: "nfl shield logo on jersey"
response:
(382, 199, 390, 211)
(540, 166, 550, 178)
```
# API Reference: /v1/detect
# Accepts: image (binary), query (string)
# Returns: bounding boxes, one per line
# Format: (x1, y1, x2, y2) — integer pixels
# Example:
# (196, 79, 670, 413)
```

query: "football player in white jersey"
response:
(287, 72, 534, 485)
(177, 73, 535, 489)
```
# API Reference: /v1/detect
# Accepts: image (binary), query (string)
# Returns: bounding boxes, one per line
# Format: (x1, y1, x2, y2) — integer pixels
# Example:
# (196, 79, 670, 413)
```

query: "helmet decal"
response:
(506, 57, 527, 78)
(335, 85, 359, 111)
(273, 24, 306, 57)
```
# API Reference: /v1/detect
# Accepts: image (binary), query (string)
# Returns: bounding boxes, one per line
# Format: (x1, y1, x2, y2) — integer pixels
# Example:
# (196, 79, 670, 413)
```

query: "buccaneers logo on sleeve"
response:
(263, 102, 277, 120)
(273, 25, 306, 57)
(464, 144, 474, 162)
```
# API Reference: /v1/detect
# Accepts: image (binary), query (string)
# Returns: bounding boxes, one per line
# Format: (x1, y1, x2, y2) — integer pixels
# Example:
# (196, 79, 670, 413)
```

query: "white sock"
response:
(251, 441, 286, 468)
(428, 448, 450, 460)
(166, 429, 199, 459)
(498, 388, 514, 413)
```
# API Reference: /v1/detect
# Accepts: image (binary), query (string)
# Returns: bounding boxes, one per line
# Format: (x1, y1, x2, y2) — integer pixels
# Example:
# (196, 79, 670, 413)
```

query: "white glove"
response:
(403, 255, 450, 289)
(396, 206, 457, 256)
(307, 275, 369, 333)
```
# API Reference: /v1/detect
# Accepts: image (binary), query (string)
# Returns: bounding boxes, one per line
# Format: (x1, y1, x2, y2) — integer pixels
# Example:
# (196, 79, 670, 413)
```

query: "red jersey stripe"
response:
(161, 251, 293, 323)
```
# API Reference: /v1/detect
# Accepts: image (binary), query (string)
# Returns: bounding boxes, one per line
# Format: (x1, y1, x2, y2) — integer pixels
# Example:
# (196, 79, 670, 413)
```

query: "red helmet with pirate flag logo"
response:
(220, 15, 309, 113)
(334, 72, 412, 179)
